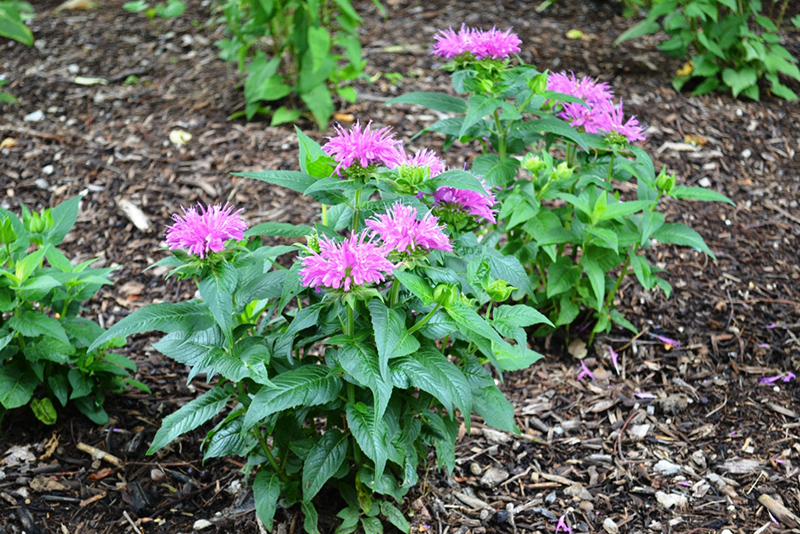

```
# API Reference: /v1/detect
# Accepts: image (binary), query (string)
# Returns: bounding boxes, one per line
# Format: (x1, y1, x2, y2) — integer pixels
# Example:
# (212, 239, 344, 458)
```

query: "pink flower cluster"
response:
(165, 204, 248, 258)
(323, 121, 404, 177)
(433, 25, 522, 60)
(300, 233, 395, 292)
(546, 72, 646, 143)
(398, 148, 447, 177)
(367, 202, 452, 254)
(433, 180, 497, 224)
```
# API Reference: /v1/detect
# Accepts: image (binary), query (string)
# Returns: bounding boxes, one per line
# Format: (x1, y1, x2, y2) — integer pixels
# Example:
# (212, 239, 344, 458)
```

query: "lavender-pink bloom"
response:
(547, 72, 615, 106)
(322, 121, 404, 177)
(609, 346, 620, 375)
(432, 24, 475, 59)
(165, 204, 247, 259)
(432, 25, 521, 60)
(594, 100, 647, 143)
(433, 180, 497, 224)
(300, 233, 395, 292)
(556, 515, 572, 534)
(577, 360, 595, 381)
(399, 148, 447, 177)
(366, 202, 452, 254)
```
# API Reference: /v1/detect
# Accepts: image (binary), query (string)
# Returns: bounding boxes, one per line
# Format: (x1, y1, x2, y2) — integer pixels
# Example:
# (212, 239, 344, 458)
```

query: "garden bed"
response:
(1, 0, 799, 532)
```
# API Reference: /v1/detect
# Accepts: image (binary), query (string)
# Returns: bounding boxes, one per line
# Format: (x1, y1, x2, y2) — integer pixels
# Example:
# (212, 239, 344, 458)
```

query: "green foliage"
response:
(215, 0, 375, 128)
(97, 130, 548, 532)
(0, 197, 149, 426)
(123, 0, 186, 19)
(615, 0, 800, 100)
(0, 0, 34, 104)
(390, 45, 733, 343)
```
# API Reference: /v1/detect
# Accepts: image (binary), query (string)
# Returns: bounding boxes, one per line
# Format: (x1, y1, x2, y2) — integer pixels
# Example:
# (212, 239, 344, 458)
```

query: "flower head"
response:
(400, 148, 447, 178)
(322, 121, 404, 177)
(577, 360, 595, 381)
(432, 25, 521, 60)
(547, 72, 614, 107)
(760, 372, 796, 384)
(367, 202, 452, 255)
(165, 204, 247, 258)
(433, 179, 497, 224)
(300, 232, 395, 292)
(556, 515, 572, 534)
(594, 100, 647, 143)
(609, 346, 620, 375)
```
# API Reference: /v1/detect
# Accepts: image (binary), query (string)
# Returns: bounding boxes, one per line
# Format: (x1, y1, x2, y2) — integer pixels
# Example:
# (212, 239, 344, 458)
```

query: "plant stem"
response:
(493, 109, 506, 162)
(606, 151, 616, 182)
(346, 303, 355, 338)
(604, 245, 636, 312)
(389, 278, 400, 308)
(407, 303, 441, 336)
(253, 429, 289, 483)
(352, 189, 362, 233)
(322, 204, 328, 226)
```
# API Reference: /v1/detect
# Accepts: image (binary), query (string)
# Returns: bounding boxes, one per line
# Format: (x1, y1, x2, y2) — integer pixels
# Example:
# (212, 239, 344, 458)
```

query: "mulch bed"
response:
(1, 0, 799, 532)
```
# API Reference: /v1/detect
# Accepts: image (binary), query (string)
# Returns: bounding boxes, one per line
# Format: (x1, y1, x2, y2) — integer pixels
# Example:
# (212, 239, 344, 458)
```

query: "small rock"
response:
(603, 518, 619, 534)
(480, 467, 509, 488)
(479, 509, 490, 520)
(655, 491, 688, 509)
(67, 64, 80, 74)
(494, 509, 510, 524)
(690, 450, 707, 470)
(629, 424, 650, 440)
(34, 178, 48, 189)
(578, 501, 593, 513)
(454, 491, 489, 510)
(698, 177, 712, 187)
(654, 460, 681, 475)
(193, 519, 213, 530)
(545, 490, 557, 504)
(564, 482, 593, 501)
(23, 110, 45, 122)
(741, 148, 751, 159)
(721, 529, 733, 534)
(469, 462, 482, 476)
(41, 165, 54, 175)
(482, 428, 511, 443)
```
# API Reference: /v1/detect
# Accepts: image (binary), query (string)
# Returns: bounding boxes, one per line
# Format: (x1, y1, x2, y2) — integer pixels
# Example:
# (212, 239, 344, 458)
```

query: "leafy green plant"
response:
(389, 25, 733, 342)
(615, 0, 800, 100)
(123, 0, 186, 19)
(0, 0, 34, 103)
(92, 123, 549, 532)
(537, 0, 653, 17)
(215, 0, 382, 128)
(0, 196, 150, 426)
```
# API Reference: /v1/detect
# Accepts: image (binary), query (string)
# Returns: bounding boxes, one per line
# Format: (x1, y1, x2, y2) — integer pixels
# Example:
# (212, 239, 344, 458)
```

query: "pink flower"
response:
(547, 72, 614, 107)
(165, 204, 247, 258)
(653, 334, 680, 347)
(300, 233, 395, 292)
(432, 25, 521, 60)
(366, 202, 452, 254)
(433, 180, 497, 224)
(322, 121, 404, 177)
(760, 372, 796, 384)
(577, 360, 595, 381)
(609, 346, 620, 375)
(398, 148, 447, 177)
(556, 515, 572, 534)
(594, 100, 647, 143)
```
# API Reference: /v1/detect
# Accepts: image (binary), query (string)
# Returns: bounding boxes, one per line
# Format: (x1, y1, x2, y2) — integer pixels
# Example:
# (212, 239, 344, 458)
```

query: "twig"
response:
(76, 442, 123, 467)
(123, 510, 143, 534)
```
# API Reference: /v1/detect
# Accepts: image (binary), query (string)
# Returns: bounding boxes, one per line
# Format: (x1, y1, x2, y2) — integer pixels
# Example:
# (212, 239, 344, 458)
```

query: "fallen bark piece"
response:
(117, 198, 151, 232)
(758, 494, 800, 528)
(454, 491, 489, 509)
(655, 491, 688, 509)
(480, 467, 509, 488)
(76, 442, 123, 467)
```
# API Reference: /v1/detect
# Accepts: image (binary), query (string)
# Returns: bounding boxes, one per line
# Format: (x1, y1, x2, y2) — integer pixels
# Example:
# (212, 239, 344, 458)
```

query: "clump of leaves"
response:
(123, 0, 185, 19)
(0, 196, 149, 426)
(615, 0, 800, 100)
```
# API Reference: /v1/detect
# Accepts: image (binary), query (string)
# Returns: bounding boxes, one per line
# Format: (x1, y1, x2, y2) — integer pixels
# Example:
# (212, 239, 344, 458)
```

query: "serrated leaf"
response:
(420, 169, 492, 197)
(368, 300, 419, 378)
(596, 199, 653, 221)
(513, 116, 588, 151)
(47, 195, 81, 246)
(303, 429, 348, 500)
(8, 311, 69, 344)
(446, 301, 505, 347)
(460, 95, 503, 137)
(394, 270, 434, 305)
(653, 222, 715, 259)
(233, 170, 318, 193)
(245, 366, 341, 427)
(148, 385, 233, 453)
(254, 470, 282, 530)
(338, 343, 393, 420)
(346, 403, 389, 483)
(89, 301, 214, 352)
(245, 222, 313, 238)
(670, 186, 734, 205)
(386, 91, 467, 113)
(199, 261, 238, 345)
(472, 384, 518, 433)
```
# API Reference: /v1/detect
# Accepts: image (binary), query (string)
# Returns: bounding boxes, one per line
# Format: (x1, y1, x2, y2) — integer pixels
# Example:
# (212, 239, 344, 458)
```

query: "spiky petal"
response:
(432, 24, 521, 60)
(433, 180, 497, 224)
(165, 204, 247, 258)
(322, 120, 404, 177)
(366, 202, 452, 254)
(594, 100, 647, 143)
(400, 148, 447, 177)
(299, 233, 395, 292)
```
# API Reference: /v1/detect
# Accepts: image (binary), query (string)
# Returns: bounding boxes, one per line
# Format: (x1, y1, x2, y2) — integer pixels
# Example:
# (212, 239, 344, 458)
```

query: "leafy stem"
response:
(493, 109, 507, 162)
(253, 428, 290, 484)
(407, 303, 441, 336)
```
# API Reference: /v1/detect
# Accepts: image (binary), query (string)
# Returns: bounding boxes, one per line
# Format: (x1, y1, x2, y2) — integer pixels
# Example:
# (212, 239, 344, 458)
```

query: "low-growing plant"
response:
(214, 0, 382, 128)
(0, 196, 149, 426)
(388, 25, 733, 341)
(123, 0, 186, 19)
(0, 0, 34, 103)
(614, 0, 800, 100)
(91, 123, 551, 532)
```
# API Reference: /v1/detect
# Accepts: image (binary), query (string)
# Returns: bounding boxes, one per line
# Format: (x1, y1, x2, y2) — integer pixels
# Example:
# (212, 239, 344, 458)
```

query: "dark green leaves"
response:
(254, 470, 282, 530)
(302, 429, 348, 500)
(653, 223, 716, 259)
(386, 92, 467, 113)
(345, 402, 389, 482)
(337, 343, 393, 420)
(0, 361, 38, 409)
(391, 345, 471, 418)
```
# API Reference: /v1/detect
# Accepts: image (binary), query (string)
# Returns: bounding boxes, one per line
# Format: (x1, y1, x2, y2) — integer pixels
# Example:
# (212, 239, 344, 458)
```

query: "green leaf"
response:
(613, 18, 661, 46)
(338, 343, 393, 420)
(0, 6, 33, 46)
(31, 397, 57, 425)
(48, 375, 68, 407)
(361, 517, 383, 534)
(459, 95, 503, 137)
(301, 84, 334, 130)
(233, 170, 318, 193)
(198, 261, 238, 345)
(493, 342, 545, 371)
(394, 270, 434, 305)
(653, 222, 715, 259)
(294, 126, 328, 176)
(391, 344, 472, 418)
(47, 195, 81, 246)
(472, 384, 518, 433)
(513, 116, 589, 151)
(245, 366, 341, 427)
(67, 368, 92, 399)
(73, 396, 108, 425)
(446, 301, 505, 347)
(722, 67, 757, 98)
(546, 259, 581, 298)
(420, 169, 492, 197)
(148, 385, 233, 454)
(302, 429, 348, 500)
(346, 402, 390, 482)
(471, 154, 520, 188)
(386, 91, 467, 113)
(89, 301, 214, 352)
(596, 199, 654, 221)
(492, 304, 552, 345)
(670, 186, 734, 205)
(0, 361, 37, 409)
(254, 470, 282, 530)
(380, 502, 411, 533)
(610, 309, 637, 333)
(8, 311, 69, 344)
(245, 222, 312, 238)
(271, 106, 303, 126)
(368, 300, 419, 378)
(302, 501, 321, 534)
(581, 253, 605, 309)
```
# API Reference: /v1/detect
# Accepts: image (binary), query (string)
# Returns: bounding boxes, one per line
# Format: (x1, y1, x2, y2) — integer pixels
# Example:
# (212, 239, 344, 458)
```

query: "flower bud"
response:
(0, 218, 16, 245)
(23, 209, 53, 234)
(433, 283, 458, 308)
(485, 279, 515, 302)
(555, 161, 573, 180)
(656, 171, 676, 193)
(528, 72, 548, 95)
(305, 233, 321, 254)
(522, 153, 547, 173)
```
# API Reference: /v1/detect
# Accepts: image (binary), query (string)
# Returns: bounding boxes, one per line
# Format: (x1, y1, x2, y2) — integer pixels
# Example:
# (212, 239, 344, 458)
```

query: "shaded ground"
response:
(1, 0, 799, 533)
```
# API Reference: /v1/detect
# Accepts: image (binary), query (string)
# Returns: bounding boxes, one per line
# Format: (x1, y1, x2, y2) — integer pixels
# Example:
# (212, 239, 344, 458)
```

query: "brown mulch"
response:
(1, 0, 799, 533)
